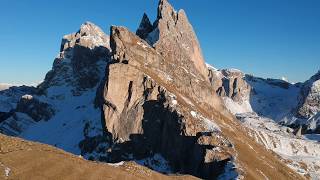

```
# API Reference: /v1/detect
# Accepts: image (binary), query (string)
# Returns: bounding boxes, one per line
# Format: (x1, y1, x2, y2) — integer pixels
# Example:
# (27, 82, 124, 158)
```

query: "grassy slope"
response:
(0, 134, 196, 180)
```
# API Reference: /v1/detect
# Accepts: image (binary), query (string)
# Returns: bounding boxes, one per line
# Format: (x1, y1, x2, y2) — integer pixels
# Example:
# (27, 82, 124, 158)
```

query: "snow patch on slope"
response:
(19, 86, 103, 155)
(236, 113, 320, 178)
(0, 161, 10, 178)
(0, 113, 35, 136)
(246, 76, 300, 122)
(190, 111, 221, 132)
(223, 97, 252, 114)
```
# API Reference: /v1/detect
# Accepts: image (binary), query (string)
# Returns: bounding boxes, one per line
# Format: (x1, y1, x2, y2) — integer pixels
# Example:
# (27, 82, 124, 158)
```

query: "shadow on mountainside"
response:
(39, 45, 110, 94)
(106, 98, 228, 179)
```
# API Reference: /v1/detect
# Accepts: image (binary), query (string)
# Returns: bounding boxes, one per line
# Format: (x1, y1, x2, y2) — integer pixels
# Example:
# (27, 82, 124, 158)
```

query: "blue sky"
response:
(0, 0, 319, 84)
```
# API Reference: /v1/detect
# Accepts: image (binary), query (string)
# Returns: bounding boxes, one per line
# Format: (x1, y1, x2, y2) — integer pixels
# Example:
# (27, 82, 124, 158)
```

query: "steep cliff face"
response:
(208, 66, 251, 104)
(137, 0, 209, 81)
(100, 1, 304, 179)
(297, 71, 320, 119)
(39, 22, 110, 94)
(103, 26, 233, 179)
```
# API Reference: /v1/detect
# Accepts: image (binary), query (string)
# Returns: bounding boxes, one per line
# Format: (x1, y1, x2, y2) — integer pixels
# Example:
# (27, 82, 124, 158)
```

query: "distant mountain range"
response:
(0, 83, 12, 91)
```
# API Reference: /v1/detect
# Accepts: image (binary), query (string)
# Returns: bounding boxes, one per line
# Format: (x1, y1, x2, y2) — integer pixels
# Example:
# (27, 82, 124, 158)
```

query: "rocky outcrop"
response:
(99, 2, 304, 179)
(296, 71, 320, 118)
(208, 66, 251, 103)
(136, 0, 209, 81)
(103, 25, 233, 179)
(136, 13, 153, 40)
(0, 86, 37, 113)
(39, 22, 110, 94)
(16, 94, 54, 122)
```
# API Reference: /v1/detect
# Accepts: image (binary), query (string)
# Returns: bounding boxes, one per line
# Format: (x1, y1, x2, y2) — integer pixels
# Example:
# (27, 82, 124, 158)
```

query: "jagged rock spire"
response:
(136, 13, 153, 40)
(136, 0, 209, 80)
(157, 0, 176, 20)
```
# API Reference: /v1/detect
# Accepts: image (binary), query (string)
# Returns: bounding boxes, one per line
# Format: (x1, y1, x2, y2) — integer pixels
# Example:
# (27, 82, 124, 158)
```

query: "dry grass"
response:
(0, 134, 197, 180)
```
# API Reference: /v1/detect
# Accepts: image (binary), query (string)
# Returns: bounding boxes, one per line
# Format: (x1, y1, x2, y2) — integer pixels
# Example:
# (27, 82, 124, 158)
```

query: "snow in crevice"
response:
(190, 111, 221, 132)
(4, 167, 10, 177)
(206, 63, 218, 71)
(0, 161, 10, 178)
(108, 161, 125, 167)
(137, 41, 148, 49)
(156, 69, 173, 82)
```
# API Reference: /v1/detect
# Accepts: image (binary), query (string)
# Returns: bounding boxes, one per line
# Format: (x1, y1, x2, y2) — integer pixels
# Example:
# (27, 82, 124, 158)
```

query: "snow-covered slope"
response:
(208, 63, 320, 130)
(245, 75, 301, 122)
(0, 22, 110, 155)
(19, 86, 104, 154)
(207, 64, 320, 179)
(237, 113, 320, 179)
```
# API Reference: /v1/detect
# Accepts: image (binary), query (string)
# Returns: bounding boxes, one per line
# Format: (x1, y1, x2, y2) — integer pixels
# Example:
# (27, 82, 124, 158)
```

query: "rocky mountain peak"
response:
(61, 21, 110, 52)
(157, 0, 177, 20)
(39, 22, 110, 93)
(136, 13, 153, 40)
(207, 66, 251, 103)
(296, 70, 320, 118)
(136, 0, 209, 81)
(104, 24, 234, 179)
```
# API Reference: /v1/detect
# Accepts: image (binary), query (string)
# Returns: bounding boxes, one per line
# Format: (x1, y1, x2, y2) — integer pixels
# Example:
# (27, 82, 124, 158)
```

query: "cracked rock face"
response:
(208, 67, 251, 103)
(136, 0, 209, 81)
(297, 71, 320, 118)
(102, 20, 233, 179)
